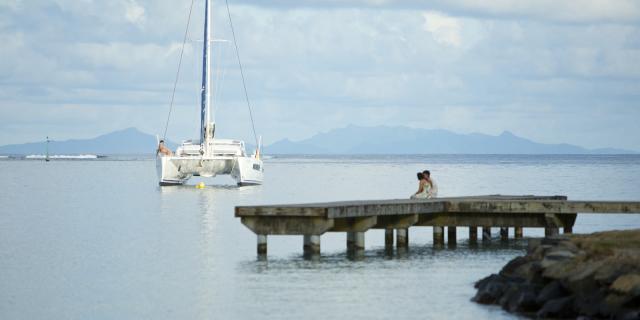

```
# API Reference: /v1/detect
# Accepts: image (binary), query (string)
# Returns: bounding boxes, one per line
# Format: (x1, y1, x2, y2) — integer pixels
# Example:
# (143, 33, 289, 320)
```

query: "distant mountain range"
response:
(265, 125, 636, 154)
(0, 125, 636, 155)
(0, 128, 169, 155)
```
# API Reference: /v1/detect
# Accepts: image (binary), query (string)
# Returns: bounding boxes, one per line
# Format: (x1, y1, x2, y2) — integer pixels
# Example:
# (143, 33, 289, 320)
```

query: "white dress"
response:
(410, 181, 431, 199)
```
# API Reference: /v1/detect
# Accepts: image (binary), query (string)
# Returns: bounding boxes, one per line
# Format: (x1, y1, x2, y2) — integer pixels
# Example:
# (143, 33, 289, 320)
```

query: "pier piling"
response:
(353, 232, 365, 250)
(257, 234, 267, 255)
(482, 226, 492, 241)
(396, 229, 408, 248)
(346, 232, 356, 250)
(500, 228, 509, 241)
(545, 227, 559, 237)
(433, 226, 444, 246)
(448, 226, 457, 246)
(304, 235, 321, 254)
(469, 226, 478, 243)
(385, 229, 394, 248)
(514, 227, 523, 239)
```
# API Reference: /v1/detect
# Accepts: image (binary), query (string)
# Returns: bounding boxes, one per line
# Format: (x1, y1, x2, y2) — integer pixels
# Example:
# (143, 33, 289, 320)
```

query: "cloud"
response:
(422, 11, 463, 47)
(234, 0, 640, 24)
(125, 0, 146, 26)
(0, 0, 639, 151)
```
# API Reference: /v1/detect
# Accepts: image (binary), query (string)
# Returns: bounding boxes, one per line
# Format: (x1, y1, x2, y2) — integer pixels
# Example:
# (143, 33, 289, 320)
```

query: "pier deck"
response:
(234, 195, 640, 255)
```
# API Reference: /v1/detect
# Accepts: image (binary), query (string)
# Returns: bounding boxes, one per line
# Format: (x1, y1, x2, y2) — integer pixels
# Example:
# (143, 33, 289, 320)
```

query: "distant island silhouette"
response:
(0, 126, 636, 155)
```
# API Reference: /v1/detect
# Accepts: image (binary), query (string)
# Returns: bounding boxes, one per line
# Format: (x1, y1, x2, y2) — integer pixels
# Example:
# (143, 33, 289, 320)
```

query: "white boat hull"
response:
(156, 155, 263, 186)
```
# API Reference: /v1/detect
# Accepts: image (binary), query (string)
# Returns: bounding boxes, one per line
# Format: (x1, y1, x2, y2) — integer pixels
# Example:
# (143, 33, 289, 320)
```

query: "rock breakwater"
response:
(473, 229, 640, 319)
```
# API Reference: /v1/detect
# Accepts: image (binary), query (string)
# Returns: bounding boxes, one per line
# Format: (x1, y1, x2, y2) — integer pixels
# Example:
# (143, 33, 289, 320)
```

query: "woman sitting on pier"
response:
(410, 172, 432, 199)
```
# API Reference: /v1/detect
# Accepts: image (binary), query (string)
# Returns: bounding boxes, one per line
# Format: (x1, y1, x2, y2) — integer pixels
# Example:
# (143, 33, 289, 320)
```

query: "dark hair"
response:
(422, 170, 430, 177)
(417, 172, 424, 180)
(159, 140, 165, 143)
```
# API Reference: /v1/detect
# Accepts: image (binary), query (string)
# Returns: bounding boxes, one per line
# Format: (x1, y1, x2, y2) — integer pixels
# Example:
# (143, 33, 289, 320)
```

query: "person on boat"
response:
(423, 170, 438, 198)
(157, 140, 173, 156)
(410, 172, 431, 199)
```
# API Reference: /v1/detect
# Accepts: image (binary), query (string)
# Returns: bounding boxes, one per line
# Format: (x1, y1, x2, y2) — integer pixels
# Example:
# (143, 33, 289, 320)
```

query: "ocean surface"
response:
(1, 154, 639, 319)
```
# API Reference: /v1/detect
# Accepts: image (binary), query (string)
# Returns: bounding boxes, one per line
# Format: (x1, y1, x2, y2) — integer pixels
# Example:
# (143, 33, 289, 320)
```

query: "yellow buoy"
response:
(196, 182, 205, 189)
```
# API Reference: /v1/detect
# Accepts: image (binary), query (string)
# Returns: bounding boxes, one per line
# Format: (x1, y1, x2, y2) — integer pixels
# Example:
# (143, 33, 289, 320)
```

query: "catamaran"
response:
(156, 0, 263, 186)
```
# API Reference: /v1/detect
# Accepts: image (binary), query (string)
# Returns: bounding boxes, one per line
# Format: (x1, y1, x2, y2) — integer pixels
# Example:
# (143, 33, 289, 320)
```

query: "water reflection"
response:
(239, 240, 528, 274)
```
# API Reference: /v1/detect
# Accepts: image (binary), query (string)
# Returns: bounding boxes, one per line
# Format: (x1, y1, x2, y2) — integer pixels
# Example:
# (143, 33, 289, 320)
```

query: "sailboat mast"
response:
(206, 0, 212, 132)
(199, 0, 211, 145)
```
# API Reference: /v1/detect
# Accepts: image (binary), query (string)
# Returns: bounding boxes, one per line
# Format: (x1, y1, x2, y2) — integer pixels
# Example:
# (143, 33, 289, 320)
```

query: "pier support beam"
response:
(433, 226, 444, 246)
(447, 226, 457, 246)
(500, 227, 509, 241)
(396, 228, 408, 248)
(514, 227, 523, 239)
(347, 232, 354, 250)
(482, 226, 492, 241)
(304, 235, 321, 254)
(385, 229, 394, 248)
(469, 226, 478, 244)
(257, 234, 267, 255)
(545, 227, 559, 237)
(564, 226, 573, 234)
(544, 213, 562, 238)
(346, 232, 365, 251)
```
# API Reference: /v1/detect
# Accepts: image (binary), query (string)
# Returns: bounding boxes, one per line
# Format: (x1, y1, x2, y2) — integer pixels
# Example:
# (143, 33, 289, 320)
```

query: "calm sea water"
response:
(1, 155, 639, 319)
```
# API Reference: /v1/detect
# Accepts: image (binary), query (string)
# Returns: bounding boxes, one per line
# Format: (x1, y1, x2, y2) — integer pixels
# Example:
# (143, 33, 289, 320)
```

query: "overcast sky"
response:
(1, 0, 639, 150)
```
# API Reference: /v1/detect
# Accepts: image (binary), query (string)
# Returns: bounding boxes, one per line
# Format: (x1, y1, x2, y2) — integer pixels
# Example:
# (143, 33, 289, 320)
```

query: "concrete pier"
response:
(447, 226, 457, 245)
(257, 234, 267, 255)
(304, 235, 321, 254)
(482, 226, 492, 241)
(352, 232, 365, 250)
(346, 232, 355, 250)
(433, 226, 444, 245)
(396, 229, 408, 248)
(514, 227, 523, 239)
(469, 226, 478, 243)
(385, 229, 394, 248)
(235, 195, 640, 256)
(545, 227, 560, 237)
(500, 228, 509, 241)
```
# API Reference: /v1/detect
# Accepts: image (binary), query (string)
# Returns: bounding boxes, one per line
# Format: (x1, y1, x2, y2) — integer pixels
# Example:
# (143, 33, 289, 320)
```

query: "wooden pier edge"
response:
(235, 195, 640, 255)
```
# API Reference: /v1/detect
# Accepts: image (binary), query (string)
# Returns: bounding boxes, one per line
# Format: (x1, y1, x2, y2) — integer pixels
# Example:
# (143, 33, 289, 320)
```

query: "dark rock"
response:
(541, 235, 568, 246)
(574, 288, 607, 317)
(594, 261, 638, 286)
(603, 293, 633, 316)
(555, 240, 580, 253)
(622, 295, 640, 308)
(475, 274, 501, 289)
(545, 249, 577, 261)
(473, 230, 640, 319)
(527, 238, 542, 254)
(540, 250, 575, 270)
(513, 289, 539, 312)
(501, 285, 540, 313)
(610, 274, 640, 296)
(562, 261, 604, 293)
(616, 309, 640, 320)
(527, 261, 545, 284)
(537, 296, 576, 318)
(473, 275, 509, 304)
(498, 284, 519, 308)
(537, 280, 569, 305)
(500, 256, 532, 279)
